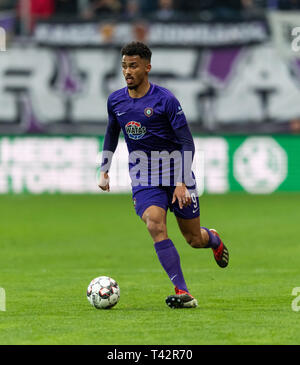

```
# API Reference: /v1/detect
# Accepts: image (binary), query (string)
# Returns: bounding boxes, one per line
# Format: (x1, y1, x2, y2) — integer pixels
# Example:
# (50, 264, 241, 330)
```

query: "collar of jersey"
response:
(126, 83, 155, 100)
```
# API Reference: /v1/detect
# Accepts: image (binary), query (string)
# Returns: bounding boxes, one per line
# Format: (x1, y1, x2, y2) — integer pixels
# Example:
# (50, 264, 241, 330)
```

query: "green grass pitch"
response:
(0, 193, 299, 345)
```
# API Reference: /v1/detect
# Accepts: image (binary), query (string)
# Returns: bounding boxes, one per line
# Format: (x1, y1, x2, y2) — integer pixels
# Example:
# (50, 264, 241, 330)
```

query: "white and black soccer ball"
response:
(87, 276, 120, 309)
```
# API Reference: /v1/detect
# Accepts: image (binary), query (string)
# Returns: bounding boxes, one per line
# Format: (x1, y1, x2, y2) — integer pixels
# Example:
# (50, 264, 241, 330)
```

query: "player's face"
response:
(122, 55, 151, 90)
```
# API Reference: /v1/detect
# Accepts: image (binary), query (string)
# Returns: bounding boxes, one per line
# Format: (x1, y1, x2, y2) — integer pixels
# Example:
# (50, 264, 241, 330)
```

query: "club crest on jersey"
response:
(144, 107, 153, 117)
(125, 121, 146, 140)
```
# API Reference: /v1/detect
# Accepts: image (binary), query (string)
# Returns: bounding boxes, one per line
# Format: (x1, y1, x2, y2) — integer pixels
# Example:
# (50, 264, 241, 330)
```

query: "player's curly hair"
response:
(121, 42, 152, 62)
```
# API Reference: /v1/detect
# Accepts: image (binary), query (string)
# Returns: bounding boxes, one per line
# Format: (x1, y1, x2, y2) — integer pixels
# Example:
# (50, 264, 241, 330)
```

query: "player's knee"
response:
(146, 219, 166, 237)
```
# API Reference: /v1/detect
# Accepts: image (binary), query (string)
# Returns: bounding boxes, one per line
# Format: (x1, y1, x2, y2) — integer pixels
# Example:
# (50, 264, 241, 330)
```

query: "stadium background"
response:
(0, 0, 300, 194)
(1, 0, 300, 346)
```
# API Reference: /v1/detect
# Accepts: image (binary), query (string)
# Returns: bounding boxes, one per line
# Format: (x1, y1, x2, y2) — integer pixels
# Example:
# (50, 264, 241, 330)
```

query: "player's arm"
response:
(98, 98, 121, 192)
(172, 125, 195, 208)
(166, 96, 195, 208)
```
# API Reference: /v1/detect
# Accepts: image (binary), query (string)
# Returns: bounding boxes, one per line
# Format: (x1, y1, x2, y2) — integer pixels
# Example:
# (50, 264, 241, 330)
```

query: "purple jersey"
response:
(103, 83, 195, 191)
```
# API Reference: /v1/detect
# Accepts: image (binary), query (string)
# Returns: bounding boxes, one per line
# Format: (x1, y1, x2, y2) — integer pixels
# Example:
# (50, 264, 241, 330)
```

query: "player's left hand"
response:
(172, 184, 191, 209)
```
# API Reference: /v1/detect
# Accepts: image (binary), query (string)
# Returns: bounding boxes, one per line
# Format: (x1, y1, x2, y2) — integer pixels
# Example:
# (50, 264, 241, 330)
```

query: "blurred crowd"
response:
(1, 0, 300, 20)
(0, 0, 300, 38)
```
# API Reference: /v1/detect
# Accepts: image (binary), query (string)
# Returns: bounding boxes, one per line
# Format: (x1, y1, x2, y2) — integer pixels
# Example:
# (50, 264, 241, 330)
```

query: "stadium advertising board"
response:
(0, 135, 297, 194)
(34, 19, 269, 47)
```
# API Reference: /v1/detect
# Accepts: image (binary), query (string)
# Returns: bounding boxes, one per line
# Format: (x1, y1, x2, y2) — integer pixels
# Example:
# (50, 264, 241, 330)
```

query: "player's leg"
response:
(142, 206, 197, 308)
(133, 188, 197, 308)
(141, 205, 167, 242)
(175, 216, 208, 248)
(176, 216, 229, 268)
(141, 205, 190, 295)
(170, 187, 229, 268)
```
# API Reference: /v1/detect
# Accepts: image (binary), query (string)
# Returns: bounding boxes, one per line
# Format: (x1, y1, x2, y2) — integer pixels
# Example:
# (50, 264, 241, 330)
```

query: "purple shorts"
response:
(132, 186, 200, 219)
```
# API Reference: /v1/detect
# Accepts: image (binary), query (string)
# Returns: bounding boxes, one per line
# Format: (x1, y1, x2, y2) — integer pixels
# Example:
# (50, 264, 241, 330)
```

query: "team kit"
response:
(95, 41, 229, 310)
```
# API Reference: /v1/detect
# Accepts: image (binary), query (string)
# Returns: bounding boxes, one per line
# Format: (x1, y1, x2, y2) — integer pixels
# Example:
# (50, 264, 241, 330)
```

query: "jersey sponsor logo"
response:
(125, 121, 146, 140)
(144, 107, 153, 117)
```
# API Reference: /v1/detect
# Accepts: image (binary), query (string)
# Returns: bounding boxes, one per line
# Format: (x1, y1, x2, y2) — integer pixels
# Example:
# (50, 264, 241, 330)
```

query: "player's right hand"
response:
(98, 171, 110, 192)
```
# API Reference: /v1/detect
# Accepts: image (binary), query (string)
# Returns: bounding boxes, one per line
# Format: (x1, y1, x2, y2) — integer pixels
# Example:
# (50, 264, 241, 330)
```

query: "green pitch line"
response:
(0, 193, 299, 345)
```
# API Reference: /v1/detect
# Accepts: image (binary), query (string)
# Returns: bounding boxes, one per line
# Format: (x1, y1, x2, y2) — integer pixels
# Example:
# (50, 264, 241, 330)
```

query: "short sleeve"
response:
(165, 95, 188, 130)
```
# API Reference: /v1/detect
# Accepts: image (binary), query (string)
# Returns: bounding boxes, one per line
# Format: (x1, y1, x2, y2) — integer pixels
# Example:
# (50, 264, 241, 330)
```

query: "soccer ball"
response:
(87, 276, 120, 309)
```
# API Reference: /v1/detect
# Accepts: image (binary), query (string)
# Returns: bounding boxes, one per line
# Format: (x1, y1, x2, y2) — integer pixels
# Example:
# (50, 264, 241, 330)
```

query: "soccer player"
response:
(98, 42, 229, 308)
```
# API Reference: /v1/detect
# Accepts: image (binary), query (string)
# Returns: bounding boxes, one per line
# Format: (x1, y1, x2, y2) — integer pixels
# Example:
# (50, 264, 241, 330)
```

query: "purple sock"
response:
(201, 227, 221, 249)
(154, 239, 189, 293)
